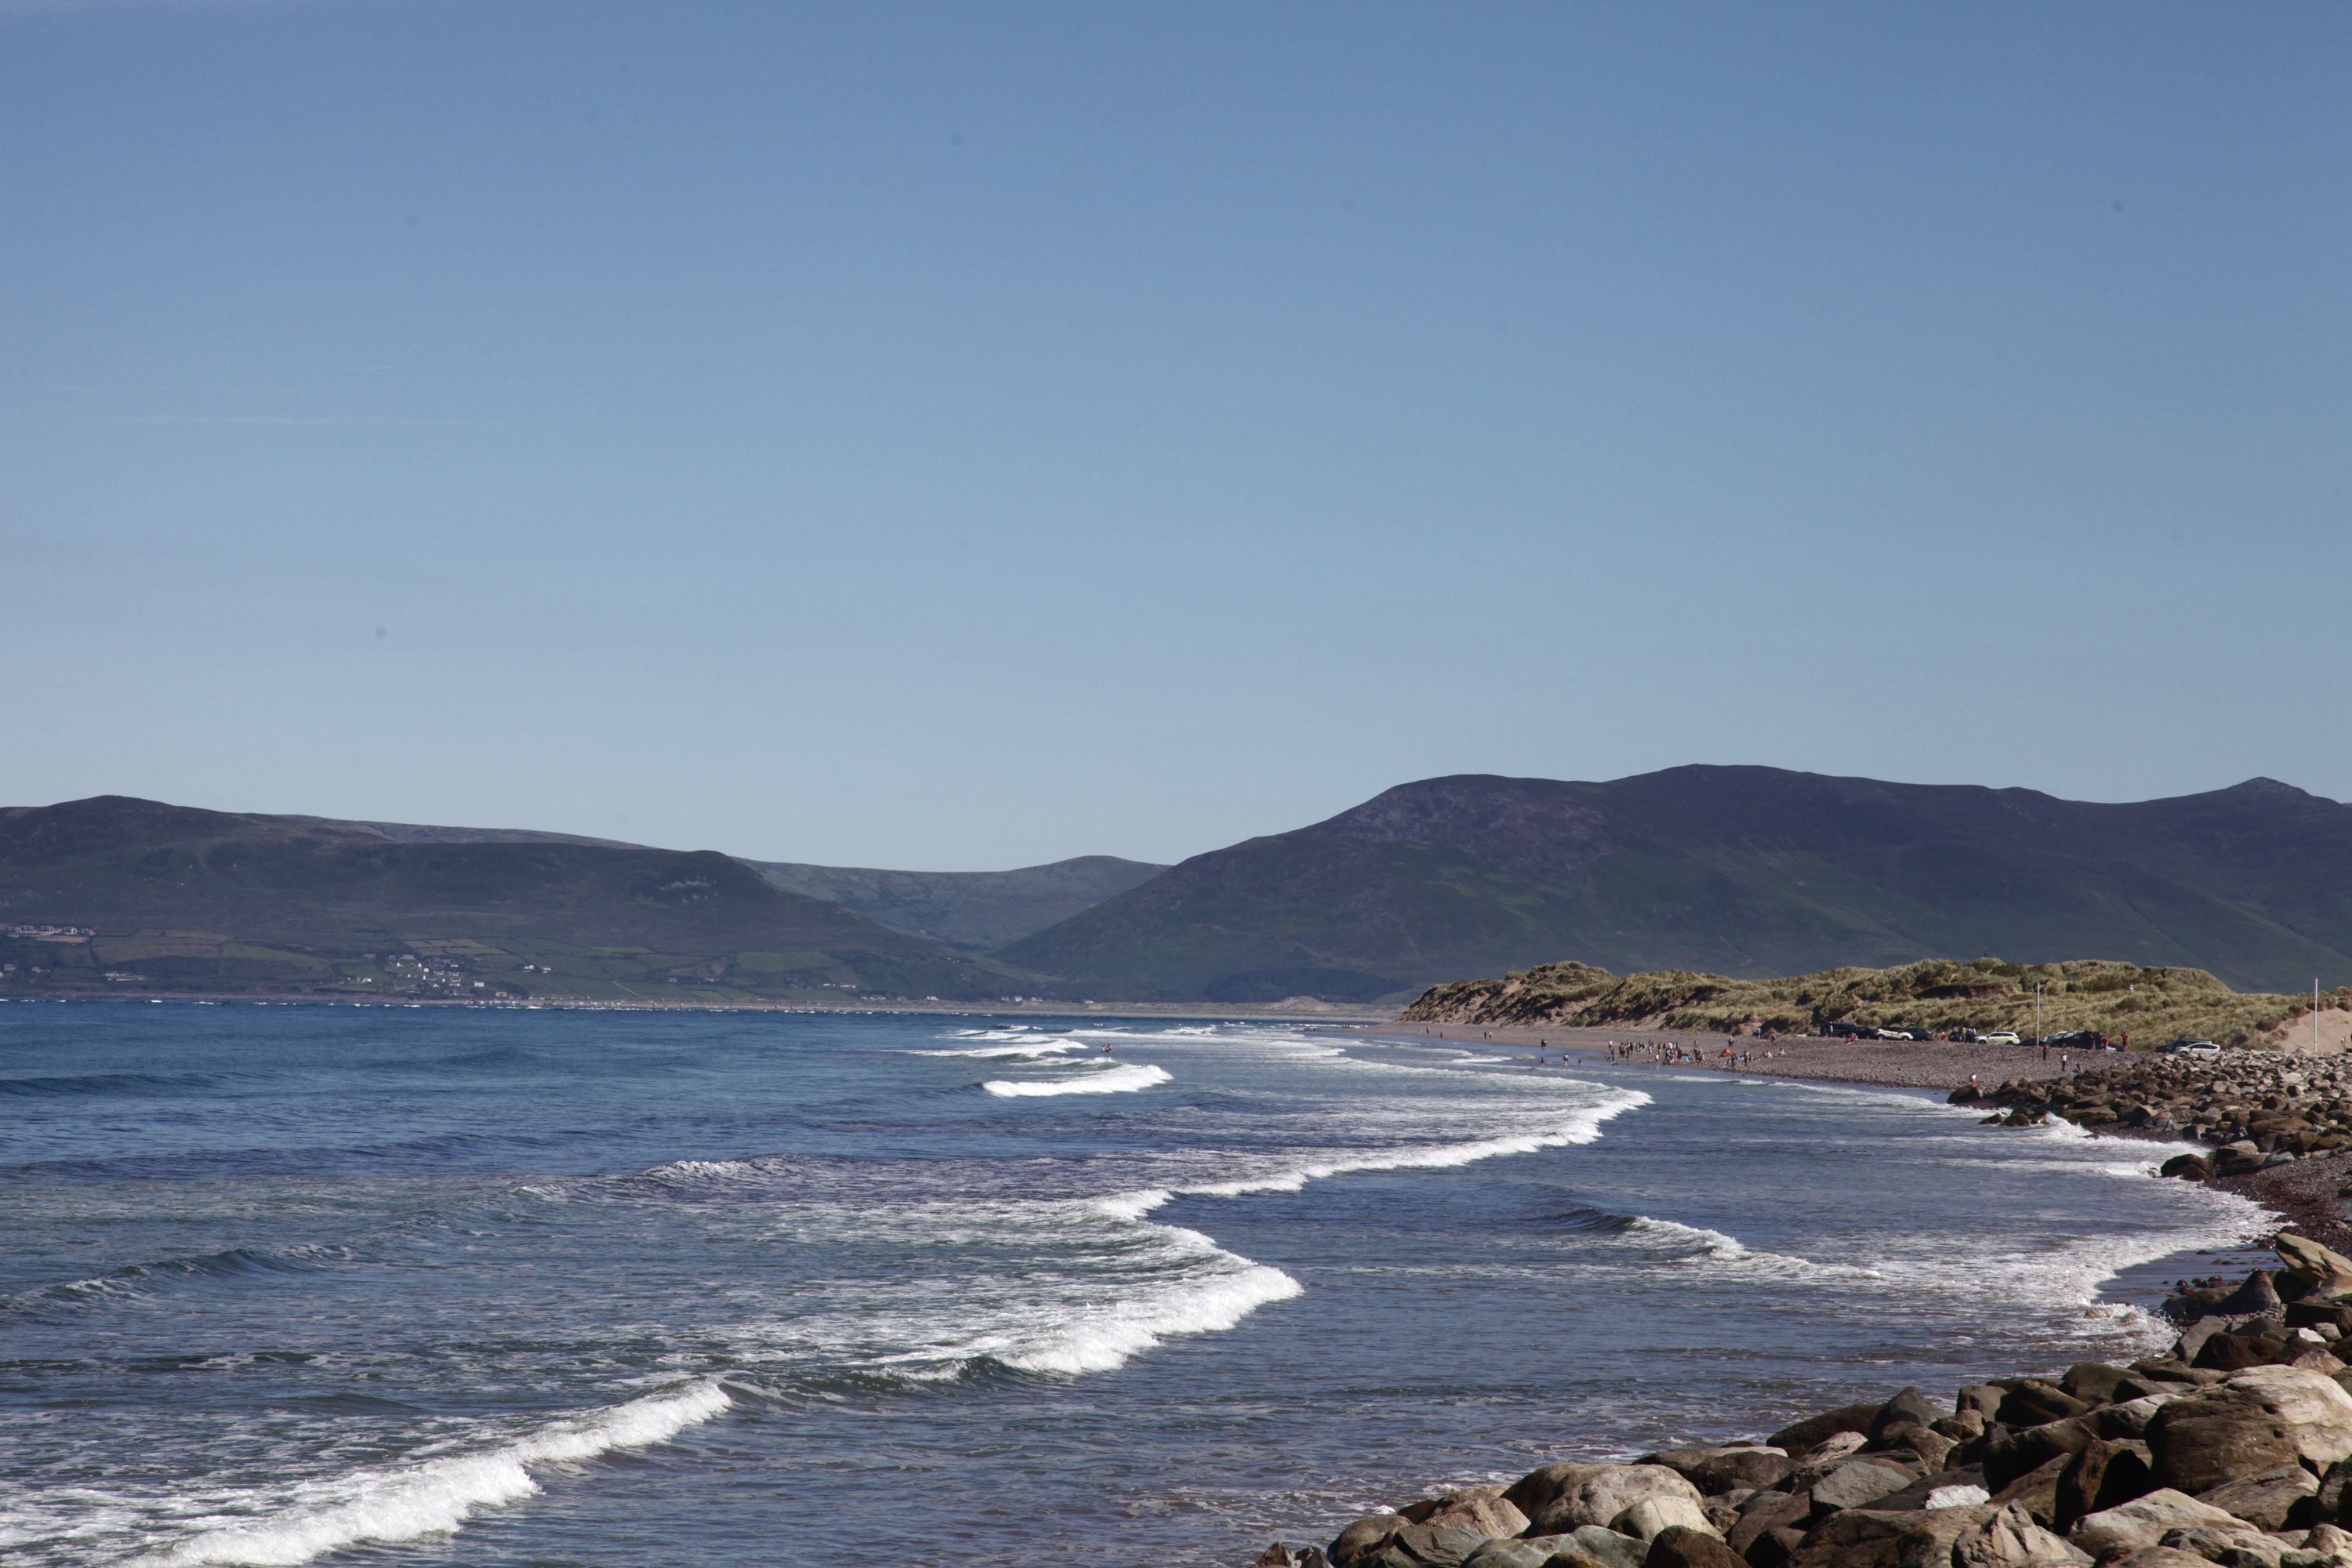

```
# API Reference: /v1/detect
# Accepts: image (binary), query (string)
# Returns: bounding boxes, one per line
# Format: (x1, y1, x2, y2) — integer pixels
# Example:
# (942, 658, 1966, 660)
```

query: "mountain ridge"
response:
(993, 766, 2352, 1000)
(0, 796, 1034, 1003)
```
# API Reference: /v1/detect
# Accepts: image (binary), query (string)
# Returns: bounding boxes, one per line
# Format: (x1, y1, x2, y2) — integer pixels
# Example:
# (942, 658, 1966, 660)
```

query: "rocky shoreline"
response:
(1243, 1051, 2352, 1568)
(1247, 1239, 2352, 1568)
(1962, 1053, 2352, 1256)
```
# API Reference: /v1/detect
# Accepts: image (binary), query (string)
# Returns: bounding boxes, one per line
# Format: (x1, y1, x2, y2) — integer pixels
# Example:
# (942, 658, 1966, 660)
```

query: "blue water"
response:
(0, 1004, 2267, 1567)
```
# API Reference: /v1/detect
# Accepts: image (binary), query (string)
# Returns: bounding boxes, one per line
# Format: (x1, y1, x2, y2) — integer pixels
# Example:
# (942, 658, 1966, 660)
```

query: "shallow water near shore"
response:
(0, 1005, 2272, 1567)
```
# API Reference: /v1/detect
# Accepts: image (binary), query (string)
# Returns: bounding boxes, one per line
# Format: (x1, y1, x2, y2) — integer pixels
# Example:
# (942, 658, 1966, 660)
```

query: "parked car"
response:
(1980, 1030, 2023, 1046)
(2162, 1038, 2222, 1058)
(1822, 1020, 1871, 1039)
(1874, 1026, 1918, 1040)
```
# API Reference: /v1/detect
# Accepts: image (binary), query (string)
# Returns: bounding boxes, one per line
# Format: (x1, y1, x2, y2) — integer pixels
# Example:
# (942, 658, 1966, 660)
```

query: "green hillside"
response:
(0, 797, 1035, 1004)
(994, 767, 2352, 1002)
(1403, 955, 2352, 1049)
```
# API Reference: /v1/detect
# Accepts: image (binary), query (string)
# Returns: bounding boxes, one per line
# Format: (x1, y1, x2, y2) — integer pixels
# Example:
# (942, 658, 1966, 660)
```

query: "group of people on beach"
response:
(1597, 1038, 1777, 1069)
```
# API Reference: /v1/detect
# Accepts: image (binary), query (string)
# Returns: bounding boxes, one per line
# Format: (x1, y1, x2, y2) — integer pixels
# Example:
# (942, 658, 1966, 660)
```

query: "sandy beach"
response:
(1371, 1022, 2079, 1091)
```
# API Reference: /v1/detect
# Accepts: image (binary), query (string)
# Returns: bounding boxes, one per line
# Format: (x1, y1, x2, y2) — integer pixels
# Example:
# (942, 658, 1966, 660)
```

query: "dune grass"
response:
(1403, 955, 2352, 1048)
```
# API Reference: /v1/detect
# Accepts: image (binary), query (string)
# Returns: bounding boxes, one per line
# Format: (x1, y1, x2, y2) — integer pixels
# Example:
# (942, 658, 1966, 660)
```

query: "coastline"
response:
(1240, 1028, 2350, 1568)
(1366, 1021, 2078, 1092)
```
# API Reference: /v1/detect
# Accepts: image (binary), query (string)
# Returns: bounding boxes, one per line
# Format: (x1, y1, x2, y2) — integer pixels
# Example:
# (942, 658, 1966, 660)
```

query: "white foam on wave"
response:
(947, 1216, 1303, 1375)
(982, 1062, 1171, 1097)
(128, 1381, 728, 1567)
(1182, 1087, 1650, 1197)
(731, 1190, 1305, 1381)
(1619, 1215, 1884, 1283)
(917, 1040, 1087, 1059)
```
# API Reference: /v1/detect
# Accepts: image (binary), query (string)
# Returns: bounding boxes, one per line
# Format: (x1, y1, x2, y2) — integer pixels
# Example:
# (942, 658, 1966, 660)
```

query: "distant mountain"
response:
(0, 797, 1032, 1003)
(993, 767, 2352, 1002)
(746, 857, 1166, 949)
(285, 815, 1162, 949)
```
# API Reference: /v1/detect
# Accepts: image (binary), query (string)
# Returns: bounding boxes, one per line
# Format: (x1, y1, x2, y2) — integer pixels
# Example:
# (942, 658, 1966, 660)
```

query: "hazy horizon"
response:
(8, 2, 2347, 869)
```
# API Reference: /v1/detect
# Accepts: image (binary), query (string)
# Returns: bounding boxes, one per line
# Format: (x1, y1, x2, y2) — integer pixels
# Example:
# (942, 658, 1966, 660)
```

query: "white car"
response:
(2165, 1040, 2222, 1058)
(1874, 1027, 1918, 1041)
(1980, 1030, 2023, 1046)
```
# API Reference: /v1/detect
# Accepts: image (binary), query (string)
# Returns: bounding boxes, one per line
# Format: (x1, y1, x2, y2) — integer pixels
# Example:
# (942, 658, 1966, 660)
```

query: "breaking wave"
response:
(982, 1063, 1172, 1097)
(128, 1381, 730, 1567)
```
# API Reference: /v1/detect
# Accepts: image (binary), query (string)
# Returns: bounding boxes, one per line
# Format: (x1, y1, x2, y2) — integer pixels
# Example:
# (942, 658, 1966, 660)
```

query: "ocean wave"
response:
(0, 1069, 228, 1098)
(1615, 1214, 1884, 1283)
(982, 1063, 1172, 1098)
(4, 1243, 346, 1318)
(915, 1040, 1087, 1059)
(127, 1381, 730, 1567)
(1179, 1088, 1650, 1197)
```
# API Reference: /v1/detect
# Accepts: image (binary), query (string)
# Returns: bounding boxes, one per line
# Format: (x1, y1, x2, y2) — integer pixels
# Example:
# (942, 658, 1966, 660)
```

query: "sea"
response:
(0, 1004, 2271, 1568)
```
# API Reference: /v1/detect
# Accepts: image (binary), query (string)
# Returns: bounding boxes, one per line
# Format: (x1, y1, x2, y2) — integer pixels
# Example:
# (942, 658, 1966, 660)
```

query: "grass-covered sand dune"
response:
(1402, 956, 2352, 1049)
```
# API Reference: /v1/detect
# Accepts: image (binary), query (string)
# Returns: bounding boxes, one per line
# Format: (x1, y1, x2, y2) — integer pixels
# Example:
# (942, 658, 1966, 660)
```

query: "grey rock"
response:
(1791, 1504, 1996, 1568)
(1553, 1527, 1652, 1568)
(1951, 1501, 2092, 1568)
(1414, 1486, 1530, 1538)
(1637, 1446, 1792, 1497)
(1813, 1458, 1921, 1514)
(1506, 1465, 1704, 1537)
(1640, 1525, 1748, 1568)
(2193, 1463, 2319, 1530)
(1871, 1389, 1944, 1439)
(1610, 1497, 1715, 1544)
(2069, 1489, 2252, 1556)
(2152, 1367, 2352, 1494)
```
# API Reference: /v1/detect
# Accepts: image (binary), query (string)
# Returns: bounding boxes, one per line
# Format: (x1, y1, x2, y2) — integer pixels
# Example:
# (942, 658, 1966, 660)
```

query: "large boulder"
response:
(1726, 1490, 1813, 1557)
(1813, 1459, 1922, 1514)
(2278, 1236, 2352, 1301)
(1870, 1389, 1944, 1439)
(2212, 1273, 2288, 1319)
(1640, 1526, 1748, 1568)
(1610, 1497, 1715, 1544)
(2067, 1489, 2255, 1556)
(2056, 1437, 2154, 1529)
(1949, 1501, 2090, 1568)
(1773, 1404, 1888, 1455)
(2158, 1523, 2286, 1566)
(2216, 1142, 2266, 1177)
(1788, 1504, 1994, 1568)
(1639, 1446, 1793, 1496)
(1789, 1434, 1874, 1490)
(1990, 1453, 2072, 1527)
(2149, 1367, 2352, 1494)
(1349, 1524, 1493, 1568)
(2099, 1551, 2223, 1568)
(1334, 1515, 1404, 1566)
(1998, 1381, 2093, 1428)
(1414, 1487, 1530, 1538)
(1984, 1419, 2099, 1491)
(1461, 1541, 1581, 1568)
(2191, 1461, 2319, 1530)
(1505, 1465, 1704, 1537)
(2062, 1363, 2147, 1405)
(1553, 1527, 1651, 1568)
(1874, 1424, 1958, 1475)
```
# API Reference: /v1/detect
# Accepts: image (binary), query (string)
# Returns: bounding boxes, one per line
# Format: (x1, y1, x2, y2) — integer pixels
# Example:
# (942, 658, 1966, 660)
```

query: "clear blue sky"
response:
(5, 2, 2347, 868)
